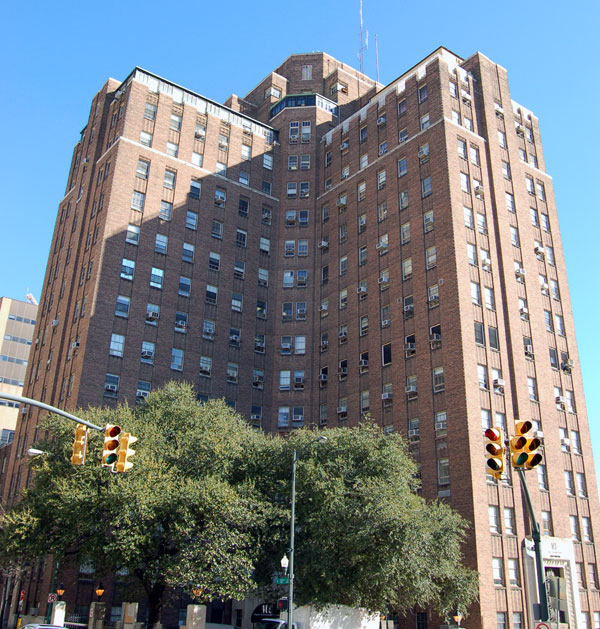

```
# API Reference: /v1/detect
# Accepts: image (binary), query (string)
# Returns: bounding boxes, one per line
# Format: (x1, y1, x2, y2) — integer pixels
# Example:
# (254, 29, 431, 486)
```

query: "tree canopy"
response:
(0, 382, 478, 623)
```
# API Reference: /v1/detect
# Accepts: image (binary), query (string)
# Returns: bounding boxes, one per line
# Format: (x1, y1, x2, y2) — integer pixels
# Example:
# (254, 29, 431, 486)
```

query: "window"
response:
(452, 110, 461, 125)
(382, 343, 392, 366)
(460, 172, 470, 193)
(199, 356, 212, 377)
(504, 507, 515, 535)
(238, 171, 249, 186)
(140, 131, 153, 147)
(525, 176, 535, 195)
(437, 458, 450, 485)
(541, 511, 552, 536)
(398, 99, 407, 116)
(425, 246, 437, 269)
(234, 260, 245, 279)
(131, 190, 145, 212)
(510, 226, 520, 247)
(279, 370, 291, 391)
(536, 181, 546, 200)
(214, 188, 226, 208)
(259, 236, 270, 254)
(226, 362, 238, 383)
(115, 295, 130, 318)
(155, 233, 168, 255)
(485, 287, 495, 311)
(278, 407, 290, 428)
(235, 229, 247, 248)
(205, 284, 218, 305)
(478, 364, 488, 390)
(136, 159, 150, 179)
(489, 327, 499, 350)
(359, 126, 368, 143)
(421, 176, 432, 198)
(489, 505, 500, 533)
(186, 210, 198, 230)
(182, 243, 194, 263)
(399, 189, 409, 210)
(418, 84, 428, 103)
(470, 145, 480, 165)
(359, 246, 367, 266)
(211, 220, 223, 239)
(401, 221, 411, 244)
(377, 169, 387, 190)
(474, 321, 485, 345)
(402, 258, 412, 280)
(378, 141, 388, 156)
(144, 102, 157, 120)
(170, 348, 184, 371)
(420, 113, 430, 130)
(263, 153, 273, 170)
(505, 192, 515, 213)
(358, 181, 366, 201)
(120, 258, 135, 280)
(126, 224, 140, 245)
(166, 142, 179, 157)
(555, 314, 565, 336)
(299, 182, 310, 197)
(140, 340, 155, 364)
(464, 206, 474, 228)
(202, 319, 215, 340)
(564, 470, 575, 495)
(458, 138, 467, 159)
(301, 121, 311, 142)
(492, 558, 504, 585)
(577, 473, 588, 498)
(208, 251, 221, 272)
(179, 276, 191, 297)
(467, 243, 477, 265)
(538, 464, 549, 490)
(109, 333, 125, 357)
(471, 281, 481, 305)
(231, 292, 243, 312)
(501, 160, 511, 180)
(397, 157, 407, 177)
(508, 559, 520, 585)
(432, 367, 444, 392)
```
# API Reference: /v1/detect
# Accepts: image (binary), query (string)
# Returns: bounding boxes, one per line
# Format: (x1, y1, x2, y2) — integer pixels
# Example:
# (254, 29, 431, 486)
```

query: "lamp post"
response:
(453, 613, 463, 627)
(56, 584, 65, 600)
(95, 583, 104, 600)
(286, 436, 327, 629)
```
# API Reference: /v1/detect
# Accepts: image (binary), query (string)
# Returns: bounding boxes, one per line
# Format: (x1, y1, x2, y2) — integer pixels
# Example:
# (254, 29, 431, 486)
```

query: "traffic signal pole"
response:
(516, 467, 549, 622)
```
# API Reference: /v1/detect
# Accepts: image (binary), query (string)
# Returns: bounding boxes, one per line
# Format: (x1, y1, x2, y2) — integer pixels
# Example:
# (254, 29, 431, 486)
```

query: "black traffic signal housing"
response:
(102, 424, 121, 468)
(510, 420, 543, 470)
(277, 598, 288, 612)
(484, 427, 505, 479)
(70, 424, 88, 466)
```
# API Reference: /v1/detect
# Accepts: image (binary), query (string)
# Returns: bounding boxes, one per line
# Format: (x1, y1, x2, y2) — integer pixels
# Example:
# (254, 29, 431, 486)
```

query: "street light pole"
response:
(287, 436, 326, 629)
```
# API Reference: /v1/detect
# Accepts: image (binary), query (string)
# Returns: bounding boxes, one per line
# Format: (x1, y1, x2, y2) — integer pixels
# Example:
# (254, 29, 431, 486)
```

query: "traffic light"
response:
(484, 427, 505, 479)
(115, 433, 137, 473)
(277, 598, 288, 612)
(510, 420, 543, 469)
(70, 423, 88, 465)
(102, 424, 121, 468)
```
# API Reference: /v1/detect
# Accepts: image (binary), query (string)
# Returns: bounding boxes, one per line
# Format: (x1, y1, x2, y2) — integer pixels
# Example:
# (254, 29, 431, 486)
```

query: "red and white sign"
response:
(536, 623, 549, 629)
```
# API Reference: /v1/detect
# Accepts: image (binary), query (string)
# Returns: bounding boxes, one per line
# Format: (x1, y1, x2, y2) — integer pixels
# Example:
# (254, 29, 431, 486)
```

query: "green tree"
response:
(0, 383, 478, 624)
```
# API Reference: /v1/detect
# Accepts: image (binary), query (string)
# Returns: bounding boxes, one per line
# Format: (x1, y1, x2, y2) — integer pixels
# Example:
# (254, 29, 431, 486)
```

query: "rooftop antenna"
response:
(358, 0, 368, 74)
(375, 33, 379, 84)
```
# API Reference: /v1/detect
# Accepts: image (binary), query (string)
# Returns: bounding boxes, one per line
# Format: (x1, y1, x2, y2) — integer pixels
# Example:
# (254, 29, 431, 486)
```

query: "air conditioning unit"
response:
(525, 344, 534, 355)
(34, 337, 40, 345)
(136, 390, 149, 400)
(562, 359, 574, 371)
(320, 341, 329, 350)
(435, 422, 447, 431)
(141, 350, 154, 359)
(341, 171, 349, 179)
(377, 116, 386, 126)
(83, 157, 90, 164)
(20, 406, 28, 414)
(515, 268, 526, 279)
(281, 342, 292, 350)
(540, 282, 549, 293)
(418, 147, 428, 159)
(382, 319, 391, 327)
(359, 359, 369, 368)
(404, 342, 416, 352)
(534, 246, 545, 257)
(516, 124, 525, 136)
(405, 385, 418, 394)
(250, 414, 261, 421)
(357, 286, 367, 294)
(375, 242, 388, 251)
(399, 135, 408, 143)
(337, 407, 347, 414)
(556, 396, 566, 407)
(404, 305, 414, 313)
(230, 335, 240, 343)
(336, 198, 347, 207)
(50, 319, 59, 327)
(318, 374, 328, 382)
(533, 430, 544, 439)
(255, 342, 265, 350)
(428, 295, 439, 303)
(381, 392, 393, 401)
(253, 375, 263, 383)
(560, 438, 570, 447)
(482, 260, 491, 271)
(146, 311, 159, 321)
(340, 141, 350, 150)
(378, 276, 388, 284)
(520, 307, 529, 316)
(430, 333, 442, 342)
(297, 308, 306, 317)
(338, 368, 348, 376)
(194, 131, 205, 139)
(105, 383, 118, 392)
(293, 415, 304, 422)
(319, 304, 328, 312)
(319, 418, 328, 426)
(408, 429, 420, 438)
(318, 240, 329, 249)
(474, 185, 484, 196)
(175, 321, 187, 329)
(71, 341, 80, 350)
(493, 379, 505, 393)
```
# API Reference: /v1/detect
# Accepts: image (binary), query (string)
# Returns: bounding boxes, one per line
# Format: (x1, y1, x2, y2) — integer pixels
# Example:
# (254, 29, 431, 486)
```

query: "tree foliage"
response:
(0, 382, 478, 622)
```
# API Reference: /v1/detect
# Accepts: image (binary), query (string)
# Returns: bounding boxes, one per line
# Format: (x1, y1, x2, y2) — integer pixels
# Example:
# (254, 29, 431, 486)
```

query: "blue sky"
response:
(1, 0, 599, 477)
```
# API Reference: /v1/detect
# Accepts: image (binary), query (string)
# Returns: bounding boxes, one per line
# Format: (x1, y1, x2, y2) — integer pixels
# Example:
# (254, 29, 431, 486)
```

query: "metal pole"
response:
(517, 468, 548, 622)
(288, 449, 297, 629)
(0, 393, 102, 432)
(45, 560, 59, 623)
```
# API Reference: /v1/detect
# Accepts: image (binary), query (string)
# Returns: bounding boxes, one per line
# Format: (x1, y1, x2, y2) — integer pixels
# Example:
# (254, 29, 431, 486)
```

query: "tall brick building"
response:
(1, 47, 598, 629)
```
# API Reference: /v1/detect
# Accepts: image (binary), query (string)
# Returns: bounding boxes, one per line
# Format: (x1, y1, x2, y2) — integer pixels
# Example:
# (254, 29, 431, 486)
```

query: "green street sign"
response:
(276, 577, 290, 584)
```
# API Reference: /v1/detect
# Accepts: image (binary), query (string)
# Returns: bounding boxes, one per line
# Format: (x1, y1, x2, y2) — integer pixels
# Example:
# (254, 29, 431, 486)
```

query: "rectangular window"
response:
(154, 233, 168, 254)
(140, 131, 153, 147)
(186, 210, 198, 230)
(115, 295, 130, 318)
(109, 333, 125, 357)
(120, 258, 135, 280)
(126, 224, 140, 245)
(131, 190, 145, 211)
(136, 159, 150, 179)
(179, 276, 191, 297)
(231, 292, 243, 312)
(171, 348, 184, 371)
(263, 153, 273, 170)
(205, 284, 218, 305)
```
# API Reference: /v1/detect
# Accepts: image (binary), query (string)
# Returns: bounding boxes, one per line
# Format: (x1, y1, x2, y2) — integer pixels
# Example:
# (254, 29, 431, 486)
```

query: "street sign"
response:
(47, 593, 57, 603)
(276, 577, 290, 584)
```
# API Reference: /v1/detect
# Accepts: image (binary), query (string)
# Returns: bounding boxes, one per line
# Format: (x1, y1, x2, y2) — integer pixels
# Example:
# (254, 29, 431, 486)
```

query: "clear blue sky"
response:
(1, 0, 599, 476)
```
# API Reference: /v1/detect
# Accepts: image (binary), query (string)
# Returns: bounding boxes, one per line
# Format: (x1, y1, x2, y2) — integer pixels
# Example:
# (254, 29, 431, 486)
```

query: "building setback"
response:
(1, 47, 599, 629)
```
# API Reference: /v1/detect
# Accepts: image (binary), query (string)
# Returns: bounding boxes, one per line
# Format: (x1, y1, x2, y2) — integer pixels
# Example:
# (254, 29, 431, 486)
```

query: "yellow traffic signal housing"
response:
(484, 427, 505, 479)
(115, 433, 137, 473)
(71, 424, 88, 466)
(510, 420, 543, 469)
(102, 424, 121, 468)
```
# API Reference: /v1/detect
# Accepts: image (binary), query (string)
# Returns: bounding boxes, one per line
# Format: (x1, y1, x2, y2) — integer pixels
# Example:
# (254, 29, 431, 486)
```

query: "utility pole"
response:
(517, 468, 549, 622)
